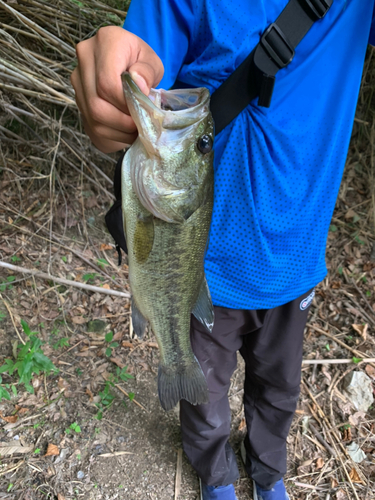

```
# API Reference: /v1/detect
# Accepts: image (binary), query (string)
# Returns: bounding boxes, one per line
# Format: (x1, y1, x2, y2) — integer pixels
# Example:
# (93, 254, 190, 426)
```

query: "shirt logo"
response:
(300, 290, 315, 311)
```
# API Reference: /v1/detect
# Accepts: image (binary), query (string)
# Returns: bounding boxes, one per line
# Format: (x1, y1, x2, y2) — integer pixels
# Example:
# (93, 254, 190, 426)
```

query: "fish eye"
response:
(197, 135, 213, 154)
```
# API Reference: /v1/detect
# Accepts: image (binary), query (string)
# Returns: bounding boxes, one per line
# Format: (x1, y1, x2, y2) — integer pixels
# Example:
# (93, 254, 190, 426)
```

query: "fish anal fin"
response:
(131, 298, 148, 339)
(192, 277, 214, 333)
(158, 357, 208, 411)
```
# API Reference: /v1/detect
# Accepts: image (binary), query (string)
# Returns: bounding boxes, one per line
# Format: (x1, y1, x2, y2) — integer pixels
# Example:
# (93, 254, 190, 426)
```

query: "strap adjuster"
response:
(301, 0, 333, 21)
(260, 23, 295, 69)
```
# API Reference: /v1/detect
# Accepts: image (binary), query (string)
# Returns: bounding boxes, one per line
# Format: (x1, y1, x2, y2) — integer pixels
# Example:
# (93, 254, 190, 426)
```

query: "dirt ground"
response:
(1, 2, 375, 499)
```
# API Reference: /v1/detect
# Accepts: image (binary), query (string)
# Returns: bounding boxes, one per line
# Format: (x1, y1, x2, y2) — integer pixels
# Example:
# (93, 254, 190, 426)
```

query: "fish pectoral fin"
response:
(133, 213, 154, 263)
(192, 277, 214, 333)
(131, 298, 148, 339)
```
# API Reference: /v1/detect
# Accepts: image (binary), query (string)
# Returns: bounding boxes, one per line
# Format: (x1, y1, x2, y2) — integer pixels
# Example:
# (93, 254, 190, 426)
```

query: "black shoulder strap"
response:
(210, 0, 333, 135)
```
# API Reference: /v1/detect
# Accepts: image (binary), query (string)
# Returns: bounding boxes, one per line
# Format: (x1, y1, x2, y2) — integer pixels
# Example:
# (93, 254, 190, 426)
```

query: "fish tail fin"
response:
(158, 358, 209, 411)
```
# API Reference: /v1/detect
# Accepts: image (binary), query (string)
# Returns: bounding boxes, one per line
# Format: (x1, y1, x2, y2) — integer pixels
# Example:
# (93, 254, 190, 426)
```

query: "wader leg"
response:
(240, 290, 313, 490)
(180, 307, 265, 487)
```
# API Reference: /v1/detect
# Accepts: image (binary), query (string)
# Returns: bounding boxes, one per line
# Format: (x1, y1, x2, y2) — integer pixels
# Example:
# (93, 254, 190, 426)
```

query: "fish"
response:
(121, 73, 215, 411)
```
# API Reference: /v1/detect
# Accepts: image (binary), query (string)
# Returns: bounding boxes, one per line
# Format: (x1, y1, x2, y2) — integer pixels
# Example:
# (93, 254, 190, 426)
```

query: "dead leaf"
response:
(45, 443, 59, 457)
(238, 418, 246, 431)
(86, 388, 94, 401)
(146, 341, 159, 348)
(349, 467, 363, 483)
(112, 331, 123, 341)
(0, 412, 18, 424)
(330, 477, 338, 488)
(100, 244, 113, 251)
(345, 208, 358, 219)
(316, 457, 324, 469)
(85, 196, 98, 208)
(336, 489, 347, 500)
(71, 316, 86, 325)
(0, 442, 33, 455)
(352, 323, 368, 341)
(365, 364, 375, 380)
(57, 493, 66, 500)
(76, 350, 94, 357)
(321, 365, 332, 383)
(300, 459, 314, 467)
(122, 341, 133, 349)
(15, 407, 29, 417)
(57, 378, 70, 391)
(102, 284, 110, 290)
(110, 357, 125, 369)
(349, 411, 366, 426)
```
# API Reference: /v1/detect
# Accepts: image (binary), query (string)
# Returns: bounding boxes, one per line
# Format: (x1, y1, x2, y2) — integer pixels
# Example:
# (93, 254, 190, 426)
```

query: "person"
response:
(71, 1, 375, 499)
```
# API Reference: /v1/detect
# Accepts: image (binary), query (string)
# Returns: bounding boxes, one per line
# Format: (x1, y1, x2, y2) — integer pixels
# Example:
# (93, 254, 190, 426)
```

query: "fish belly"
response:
(122, 154, 212, 410)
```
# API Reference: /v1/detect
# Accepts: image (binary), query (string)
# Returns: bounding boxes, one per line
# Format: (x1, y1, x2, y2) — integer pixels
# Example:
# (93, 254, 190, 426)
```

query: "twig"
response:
(308, 421, 336, 457)
(0, 261, 130, 298)
(0, 293, 26, 345)
(308, 324, 375, 368)
(350, 278, 375, 319)
(0, 460, 25, 476)
(302, 358, 375, 364)
(302, 380, 362, 500)
(98, 451, 134, 457)
(114, 383, 148, 412)
(291, 482, 327, 491)
(175, 448, 183, 500)
(56, 339, 85, 359)
(340, 289, 375, 327)
(0, 217, 119, 286)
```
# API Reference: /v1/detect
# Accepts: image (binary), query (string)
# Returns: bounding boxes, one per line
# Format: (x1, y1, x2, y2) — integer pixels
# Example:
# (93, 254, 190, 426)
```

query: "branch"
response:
(0, 261, 130, 298)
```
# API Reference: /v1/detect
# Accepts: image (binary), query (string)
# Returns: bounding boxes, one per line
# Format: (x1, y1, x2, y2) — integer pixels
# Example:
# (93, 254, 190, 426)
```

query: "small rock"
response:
(346, 442, 366, 463)
(342, 371, 374, 412)
(86, 320, 109, 334)
(54, 448, 70, 464)
(77, 471, 84, 479)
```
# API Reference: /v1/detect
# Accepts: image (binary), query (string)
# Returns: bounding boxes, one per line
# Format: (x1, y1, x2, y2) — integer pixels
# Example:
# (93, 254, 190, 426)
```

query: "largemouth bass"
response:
(121, 73, 214, 411)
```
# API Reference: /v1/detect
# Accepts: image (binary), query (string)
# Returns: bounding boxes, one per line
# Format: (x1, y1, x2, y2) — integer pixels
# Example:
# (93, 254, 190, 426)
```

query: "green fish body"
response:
(121, 74, 214, 411)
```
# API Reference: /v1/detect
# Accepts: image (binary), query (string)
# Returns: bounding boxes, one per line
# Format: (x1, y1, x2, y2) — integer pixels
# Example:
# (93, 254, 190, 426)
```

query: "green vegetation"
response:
(95, 366, 134, 420)
(105, 331, 119, 357)
(0, 276, 15, 292)
(65, 421, 81, 434)
(0, 320, 58, 401)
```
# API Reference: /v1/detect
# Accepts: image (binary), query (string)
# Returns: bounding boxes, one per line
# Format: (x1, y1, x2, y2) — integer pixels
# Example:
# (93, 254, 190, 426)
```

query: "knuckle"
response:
(88, 101, 104, 124)
(96, 74, 113, 100)
(75, 39, 86, 59)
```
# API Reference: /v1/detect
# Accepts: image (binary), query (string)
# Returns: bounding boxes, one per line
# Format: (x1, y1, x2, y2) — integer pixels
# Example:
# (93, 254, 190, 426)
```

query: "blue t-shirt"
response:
(124, 0, 375, 309)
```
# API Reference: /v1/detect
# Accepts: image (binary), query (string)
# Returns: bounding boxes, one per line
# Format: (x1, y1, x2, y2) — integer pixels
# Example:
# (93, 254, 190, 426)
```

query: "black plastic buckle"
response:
(260, 23, 295, 69)
(301, 0, 333, 21)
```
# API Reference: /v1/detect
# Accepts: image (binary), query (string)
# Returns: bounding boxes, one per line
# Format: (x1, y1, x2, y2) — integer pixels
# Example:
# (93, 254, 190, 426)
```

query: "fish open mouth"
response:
(149, 88, 207, 112)
(122, 73, 210, 131)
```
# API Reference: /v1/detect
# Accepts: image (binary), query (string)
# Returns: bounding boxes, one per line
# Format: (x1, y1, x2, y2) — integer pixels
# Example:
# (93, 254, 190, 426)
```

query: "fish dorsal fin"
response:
(192, 278, 214, 333)
(133, 213, 154, 263)
(131, 298, 148, 339)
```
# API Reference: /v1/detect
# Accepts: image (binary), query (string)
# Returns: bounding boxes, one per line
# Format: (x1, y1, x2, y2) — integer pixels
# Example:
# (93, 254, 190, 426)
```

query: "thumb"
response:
(128, 60, 164, 96)
(129, 69, 149, 95)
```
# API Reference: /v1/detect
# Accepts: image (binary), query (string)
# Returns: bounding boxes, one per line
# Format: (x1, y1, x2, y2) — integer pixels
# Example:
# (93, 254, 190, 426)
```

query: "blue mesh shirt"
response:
(124, 0, 375, 309)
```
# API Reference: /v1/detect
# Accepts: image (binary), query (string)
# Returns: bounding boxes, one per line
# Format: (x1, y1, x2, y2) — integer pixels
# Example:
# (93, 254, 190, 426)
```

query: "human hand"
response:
(71, 26, 164, 153)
